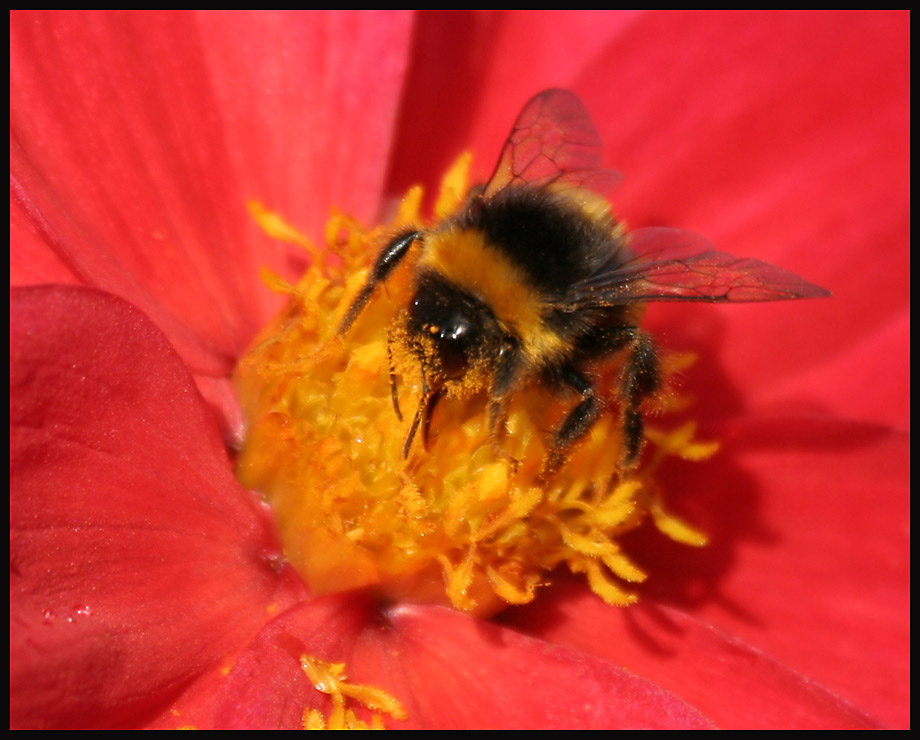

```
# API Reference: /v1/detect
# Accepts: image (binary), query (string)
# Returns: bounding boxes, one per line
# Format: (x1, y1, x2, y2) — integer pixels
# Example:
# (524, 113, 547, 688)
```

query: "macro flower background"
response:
(10, 10, 908, 730)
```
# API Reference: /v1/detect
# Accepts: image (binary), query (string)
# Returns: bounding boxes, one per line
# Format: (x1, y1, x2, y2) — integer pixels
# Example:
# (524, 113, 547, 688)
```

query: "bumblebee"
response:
(339, 89, 828, 474)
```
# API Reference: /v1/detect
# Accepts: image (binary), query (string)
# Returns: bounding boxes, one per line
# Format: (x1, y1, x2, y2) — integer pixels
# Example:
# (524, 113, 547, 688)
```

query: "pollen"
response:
(235, 155, 713, 616)
(300, 655, 407, 730)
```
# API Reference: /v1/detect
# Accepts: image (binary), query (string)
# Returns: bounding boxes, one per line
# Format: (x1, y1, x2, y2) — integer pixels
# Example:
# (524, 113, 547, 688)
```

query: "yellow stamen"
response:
(300, 655, 406, 730)
(235, 154, 717, 617)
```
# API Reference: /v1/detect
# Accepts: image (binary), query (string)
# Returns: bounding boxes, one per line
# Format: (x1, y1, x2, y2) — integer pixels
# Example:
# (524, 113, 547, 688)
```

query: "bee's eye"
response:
(409, 278, 489, 381)
(434, 314, 473, 379)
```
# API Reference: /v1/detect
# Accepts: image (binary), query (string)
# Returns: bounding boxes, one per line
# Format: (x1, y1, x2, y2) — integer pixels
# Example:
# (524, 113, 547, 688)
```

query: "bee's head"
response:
(407, 273, 500, 384)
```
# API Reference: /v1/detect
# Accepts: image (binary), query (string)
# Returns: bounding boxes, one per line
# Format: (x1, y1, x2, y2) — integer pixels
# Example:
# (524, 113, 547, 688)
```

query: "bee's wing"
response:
(571, 227, 830, 307)
(483, 89, 622, 199)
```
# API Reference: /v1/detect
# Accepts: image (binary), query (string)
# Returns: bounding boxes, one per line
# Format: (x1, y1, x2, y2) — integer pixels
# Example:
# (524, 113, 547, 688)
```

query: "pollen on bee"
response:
(236, 156, 714, 616)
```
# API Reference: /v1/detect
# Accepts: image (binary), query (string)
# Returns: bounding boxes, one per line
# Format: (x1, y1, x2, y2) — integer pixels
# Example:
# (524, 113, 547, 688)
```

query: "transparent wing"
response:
(483, 89, 622, 199)
(570, 227, 830, 307)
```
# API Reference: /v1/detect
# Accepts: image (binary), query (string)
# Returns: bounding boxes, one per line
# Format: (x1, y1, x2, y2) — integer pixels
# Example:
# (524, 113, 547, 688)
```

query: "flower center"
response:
(235, 157, 713, 617)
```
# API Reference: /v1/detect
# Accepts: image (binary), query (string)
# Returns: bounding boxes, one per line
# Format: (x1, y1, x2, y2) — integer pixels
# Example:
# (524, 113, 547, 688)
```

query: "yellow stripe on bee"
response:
(419, 226, 568, 363)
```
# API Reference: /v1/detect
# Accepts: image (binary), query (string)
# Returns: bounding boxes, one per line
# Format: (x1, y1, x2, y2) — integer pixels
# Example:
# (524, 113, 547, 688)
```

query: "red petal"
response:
(367, 603, 714, 729)
(215, 594, 713, 729)
(507, 415, 909, 727)
(675, 416, 909, 728)
(503, 583, 878, 729)
(213, 594, 373, 729)
(10, 11, 413, 378)
(10, 286, 304, 728)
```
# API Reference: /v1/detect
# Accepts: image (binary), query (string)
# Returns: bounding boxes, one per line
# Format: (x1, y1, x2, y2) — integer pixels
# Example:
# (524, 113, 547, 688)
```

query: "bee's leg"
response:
(543, 365, 598, 476)
(618, 330, 660, 467)
(338, 230, 422, 334)
(403, 389, 427, 459)
(403, 374, 440, 459)
(486, 337, 522, 454)
(422, 387, 446, 450)
(486, 398, 507, 447)
(385, 329, 403, 421)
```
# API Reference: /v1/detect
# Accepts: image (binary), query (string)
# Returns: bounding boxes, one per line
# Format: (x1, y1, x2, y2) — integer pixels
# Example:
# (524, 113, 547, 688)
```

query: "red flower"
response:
(10, 11, 908, 729)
